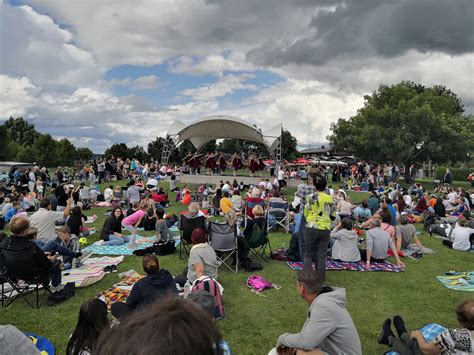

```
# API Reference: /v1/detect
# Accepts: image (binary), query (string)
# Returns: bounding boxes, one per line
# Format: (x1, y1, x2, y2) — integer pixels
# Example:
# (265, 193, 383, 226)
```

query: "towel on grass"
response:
(61, 256, 124, 287)
(287, 259, 404, 272)
(97, 272, 144, 310)
(83, 237, 154, 255)
(437, 272, 474, 291)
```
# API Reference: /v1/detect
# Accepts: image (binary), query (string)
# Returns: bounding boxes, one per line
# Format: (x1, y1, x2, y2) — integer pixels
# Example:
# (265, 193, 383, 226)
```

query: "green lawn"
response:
(1, 181, 472, 354)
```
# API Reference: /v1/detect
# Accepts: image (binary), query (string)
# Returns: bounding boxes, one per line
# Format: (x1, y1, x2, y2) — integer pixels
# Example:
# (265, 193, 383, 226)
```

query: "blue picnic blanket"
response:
(84, 237, 180, 255)
(437, 272, 474, 291)
(386, 323, 447, 355)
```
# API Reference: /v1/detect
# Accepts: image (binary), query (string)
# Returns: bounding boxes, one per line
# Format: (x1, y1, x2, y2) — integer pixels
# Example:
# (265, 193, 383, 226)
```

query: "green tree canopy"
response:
(281, 129, 299, 161)
(327, 81, 473, 166)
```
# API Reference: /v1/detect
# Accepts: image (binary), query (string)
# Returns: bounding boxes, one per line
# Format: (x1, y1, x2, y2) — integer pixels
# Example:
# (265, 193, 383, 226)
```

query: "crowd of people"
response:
(0, 156, 473, 354)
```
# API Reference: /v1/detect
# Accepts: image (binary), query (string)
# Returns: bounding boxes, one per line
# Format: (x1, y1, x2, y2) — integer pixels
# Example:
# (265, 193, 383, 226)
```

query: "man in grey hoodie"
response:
(271, 271, 362, 355)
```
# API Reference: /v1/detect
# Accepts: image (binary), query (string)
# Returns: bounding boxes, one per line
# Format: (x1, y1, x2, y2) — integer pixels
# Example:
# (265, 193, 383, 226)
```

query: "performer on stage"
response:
(231, 153, 242, 177)
(218, 153, 227, 175)
(189, 153, 202, 175)
(248, 153, 258, 177)
(205, 152, 217, 175)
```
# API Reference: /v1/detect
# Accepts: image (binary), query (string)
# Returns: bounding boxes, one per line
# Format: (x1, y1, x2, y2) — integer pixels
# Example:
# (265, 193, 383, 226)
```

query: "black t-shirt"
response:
(67, 214, 83, 236)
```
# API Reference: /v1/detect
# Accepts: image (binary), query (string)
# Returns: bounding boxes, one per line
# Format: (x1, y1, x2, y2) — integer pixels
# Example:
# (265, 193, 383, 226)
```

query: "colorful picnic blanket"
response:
(286, 259, 404, 272)
(97, 272, 144, 310)
(61, 256, 124, 287)
(83, 237, 180, 256)
(386, 323, 448, 355)
(436, 272, 474, 291)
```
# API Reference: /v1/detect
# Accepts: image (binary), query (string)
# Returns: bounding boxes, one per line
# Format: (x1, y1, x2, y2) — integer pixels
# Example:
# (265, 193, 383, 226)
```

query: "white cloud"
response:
(181, 74, 257, 101)
(131, 75, 159, 90)
(169, 52, 254, 76)
(0, 75, 40, 118)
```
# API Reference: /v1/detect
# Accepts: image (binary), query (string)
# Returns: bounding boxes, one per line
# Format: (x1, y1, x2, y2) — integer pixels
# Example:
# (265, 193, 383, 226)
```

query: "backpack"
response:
(286, 233, 301, 262)
(192, 277, 224, 319)
(247, 275, 280, 296)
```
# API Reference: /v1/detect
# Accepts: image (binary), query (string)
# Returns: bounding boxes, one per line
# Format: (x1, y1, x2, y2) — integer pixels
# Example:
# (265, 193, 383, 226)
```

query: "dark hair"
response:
(71, 206, 82, 216)
(361, 200, 368, 208)
(10, 217, 30, 235)
(95, 298, 222, 355)
(311, 174, 327, 191)
(341, 217, 353, 230)
(233, 189, 240, 196)
(215, 188, 222, 197)
(399, 214, 408, 225)
(381, 209, 393, 224)
(142, 254, 160, 275)
(147, 208, 154, 217)
(129, 179, 135, 186)
(191, 228, 207, 244)
(155, 208, 165, 219)
(456, 299, 474, 330)
(384, 198, 392, 205)
(223, 191, 229, 198)
(111, 207, 124, 222)
(66, 299, 109, 355)
(40, 198, 51, 209)
(297, 270, 323, 294)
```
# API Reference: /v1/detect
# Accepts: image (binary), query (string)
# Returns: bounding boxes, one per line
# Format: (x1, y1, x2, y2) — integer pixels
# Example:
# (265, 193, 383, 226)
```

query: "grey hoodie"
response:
(279, 287, 362, 355)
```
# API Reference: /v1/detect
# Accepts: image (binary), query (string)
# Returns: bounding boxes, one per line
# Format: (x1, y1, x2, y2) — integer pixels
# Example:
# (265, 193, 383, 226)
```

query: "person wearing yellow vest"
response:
(303, 174, 336, 282)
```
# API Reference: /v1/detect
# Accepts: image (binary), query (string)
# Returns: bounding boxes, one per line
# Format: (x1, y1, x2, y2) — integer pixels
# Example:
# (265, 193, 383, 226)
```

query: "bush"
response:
(435, 166, 472, 181)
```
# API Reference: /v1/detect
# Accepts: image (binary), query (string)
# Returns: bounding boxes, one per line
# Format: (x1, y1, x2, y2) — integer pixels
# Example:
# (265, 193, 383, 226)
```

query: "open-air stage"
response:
(172, 173, 301, 188)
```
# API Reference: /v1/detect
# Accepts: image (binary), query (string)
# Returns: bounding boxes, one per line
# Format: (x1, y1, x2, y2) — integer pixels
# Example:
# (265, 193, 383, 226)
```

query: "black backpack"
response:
(286, 233, 301, 262)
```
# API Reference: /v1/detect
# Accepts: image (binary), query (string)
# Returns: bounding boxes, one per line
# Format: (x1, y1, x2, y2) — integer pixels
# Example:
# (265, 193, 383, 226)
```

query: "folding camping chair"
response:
(208, 222, 238, 273)
(0, 268, 54, 308)
(179, 215, 207, 259)
(247, 220, 271, 262)
(267, 201, 290, 233)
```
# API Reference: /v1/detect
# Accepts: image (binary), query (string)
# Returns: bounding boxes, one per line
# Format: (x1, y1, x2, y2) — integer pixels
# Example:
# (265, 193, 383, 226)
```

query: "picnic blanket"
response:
(287, 259, 404, 272)
(386, 323, 448, 355)
(61, 256, 124, 287)
(436, 272, 474, 291)
(97, 272, 144, 310)
(83, 236, 154, 255)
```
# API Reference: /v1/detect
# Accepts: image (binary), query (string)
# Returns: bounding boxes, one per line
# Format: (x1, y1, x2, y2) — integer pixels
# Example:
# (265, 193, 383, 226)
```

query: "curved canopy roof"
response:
(167, 115, 281, 152)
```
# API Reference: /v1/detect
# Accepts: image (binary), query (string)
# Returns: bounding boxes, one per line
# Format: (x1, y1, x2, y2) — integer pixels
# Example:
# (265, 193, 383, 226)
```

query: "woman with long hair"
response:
(66, 298, 109, 355)
(95, 207, 129, 246)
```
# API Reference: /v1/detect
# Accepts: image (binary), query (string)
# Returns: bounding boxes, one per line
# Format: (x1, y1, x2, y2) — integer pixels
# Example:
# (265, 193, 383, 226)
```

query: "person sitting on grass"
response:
(360, 219, 405, 269)
(4, 201, 20, 224)
(66, 298, 109, 355)
(330, 218, 361, 262)
(395, 214, 425, 252)
(175, 228, 218, 287)
(95, 207, 130, 246)
(219, 191, 233, 214)
(269, 270, 362, 355)
(442, 216, 474, 251)
(378, 299, 473, 354)
(155, 207, 173, 242)
(96, 297, 224, 354)
(353, 200, 372, 221)
(55, 226, 81, 269)
(111, 254, 178, 320)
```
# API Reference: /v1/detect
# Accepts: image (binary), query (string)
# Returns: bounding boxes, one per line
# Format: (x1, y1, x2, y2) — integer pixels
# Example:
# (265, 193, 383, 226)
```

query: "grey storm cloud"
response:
(247, 0, 474, 67)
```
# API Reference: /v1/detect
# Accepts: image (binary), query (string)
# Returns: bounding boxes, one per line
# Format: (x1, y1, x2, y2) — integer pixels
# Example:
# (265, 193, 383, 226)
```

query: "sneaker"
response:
(377, 318, 394, 345)
(393, 315, 407, 339)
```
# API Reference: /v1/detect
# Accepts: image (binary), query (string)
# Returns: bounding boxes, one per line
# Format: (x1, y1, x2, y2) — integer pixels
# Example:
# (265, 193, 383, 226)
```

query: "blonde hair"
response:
(224, 210, 237, 227)
(188, 202, 200, 215)
(252, 205, 264, 217)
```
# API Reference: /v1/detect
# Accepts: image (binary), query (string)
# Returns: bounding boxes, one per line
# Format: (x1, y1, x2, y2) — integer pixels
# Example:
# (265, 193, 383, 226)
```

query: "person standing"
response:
(303, 174, 335, 282)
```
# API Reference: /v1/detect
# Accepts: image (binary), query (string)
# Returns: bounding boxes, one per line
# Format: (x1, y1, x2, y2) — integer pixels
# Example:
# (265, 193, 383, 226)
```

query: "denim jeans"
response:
(304, 227, 330, 283)
(103, 235, 130, 246)
(36, 240, 76, 259)
(122, 224, 137, 245)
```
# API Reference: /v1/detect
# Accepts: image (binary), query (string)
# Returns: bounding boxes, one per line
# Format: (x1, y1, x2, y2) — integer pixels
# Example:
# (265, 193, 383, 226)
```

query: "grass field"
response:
(1, 178, 473, 354)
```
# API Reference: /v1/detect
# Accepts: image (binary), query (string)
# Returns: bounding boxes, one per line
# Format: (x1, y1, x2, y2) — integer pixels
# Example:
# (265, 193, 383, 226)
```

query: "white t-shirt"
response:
(403, 195, 413, 207)
(30, 208, 64, 243)
(448, 192, 458, 204)
(277, 170, 284, 180)
(451, 227, 474, 251)
(266, 182, 273, 191)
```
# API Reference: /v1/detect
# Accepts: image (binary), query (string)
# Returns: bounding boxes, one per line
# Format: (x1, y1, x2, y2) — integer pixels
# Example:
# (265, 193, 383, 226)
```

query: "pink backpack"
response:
(247, 275, 280, 296)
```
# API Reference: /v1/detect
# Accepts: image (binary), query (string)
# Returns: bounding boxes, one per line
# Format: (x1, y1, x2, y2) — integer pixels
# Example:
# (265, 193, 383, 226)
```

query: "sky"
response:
(0, 0, 473, 153)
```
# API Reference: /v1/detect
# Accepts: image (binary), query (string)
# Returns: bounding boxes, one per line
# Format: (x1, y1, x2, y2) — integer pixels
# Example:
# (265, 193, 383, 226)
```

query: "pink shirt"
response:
(122, 209, 146, 226)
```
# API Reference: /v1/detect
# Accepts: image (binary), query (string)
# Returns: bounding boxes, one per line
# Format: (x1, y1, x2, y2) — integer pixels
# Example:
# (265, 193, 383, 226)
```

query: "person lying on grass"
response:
(378, 299, 473, 354)
(360, 219, 405, 269)
(269, 270, 362, 355)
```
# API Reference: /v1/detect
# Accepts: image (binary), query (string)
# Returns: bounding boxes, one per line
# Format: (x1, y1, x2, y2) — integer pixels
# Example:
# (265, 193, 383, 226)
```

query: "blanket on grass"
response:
(97, 272, 144, 310)
(287, 259, 404, 272)
(436, 272, 474, 291)
(83, 236, 180, 255)
(61, 256, 124, 287)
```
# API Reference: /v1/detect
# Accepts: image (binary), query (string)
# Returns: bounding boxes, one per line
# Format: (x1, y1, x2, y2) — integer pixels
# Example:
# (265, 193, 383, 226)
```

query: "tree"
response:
(104, 143, 131, 159)
(33, 134, 59, 166)
(217, 139, 267, 155)
(4, 117, 39, 145)
(129, 145, 149, 162)
(327, 81, 474, 168)
(76, 147, 93, 161)
(0, 126, 13, 160)
(281, 129, 299, 161)
(56, 138, 77, 166)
